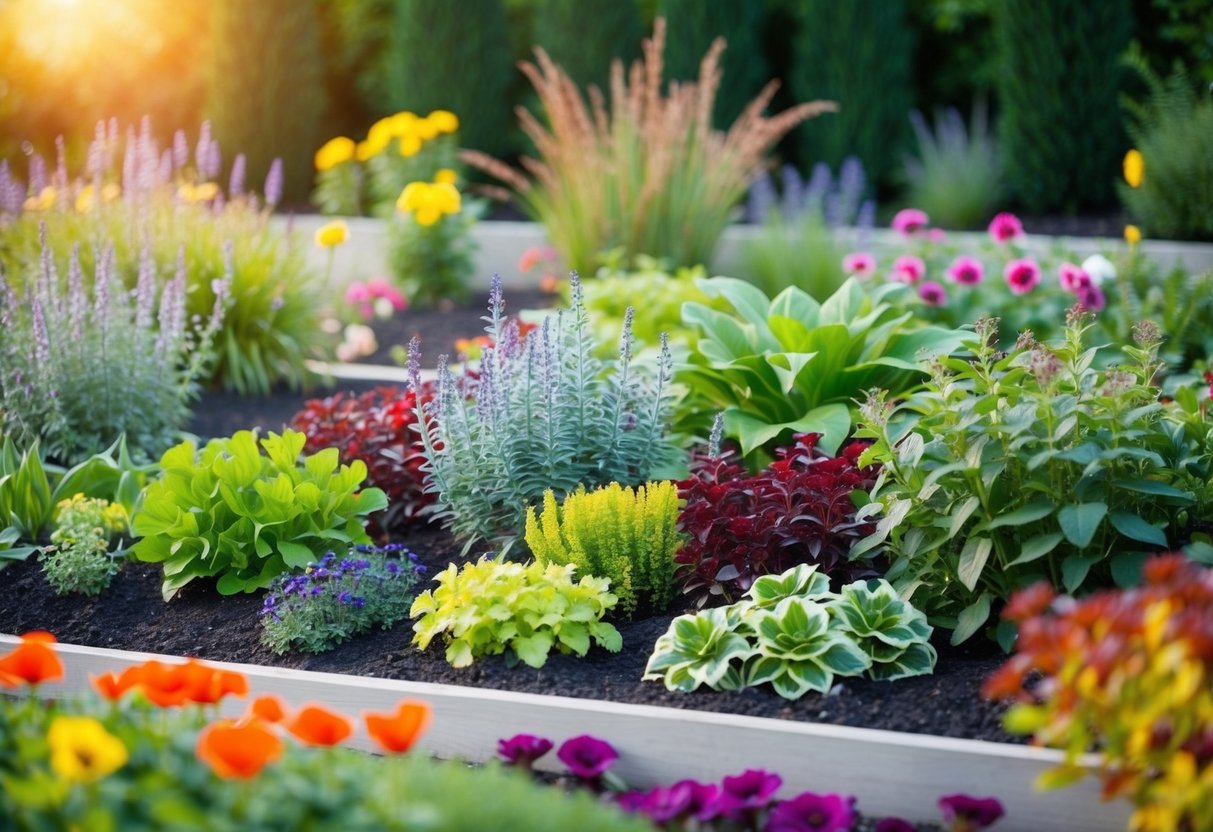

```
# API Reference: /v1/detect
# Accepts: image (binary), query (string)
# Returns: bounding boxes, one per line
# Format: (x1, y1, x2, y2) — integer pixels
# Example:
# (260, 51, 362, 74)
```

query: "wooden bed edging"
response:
(1, 636, 1129, 830)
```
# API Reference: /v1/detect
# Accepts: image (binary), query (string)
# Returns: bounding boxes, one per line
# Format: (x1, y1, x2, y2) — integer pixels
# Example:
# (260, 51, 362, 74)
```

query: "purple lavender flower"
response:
(874, 819, 916, 832)
(556, 735, 618, 780)
(173, 129, 189, 170)
(938, 795, 1004, 831)
(764, 791, 856, 832)
(29, 153, 47, 195)
(497, 734, 554, 769)
(264, 157, 283, 207)
(229, 153, 246, 197)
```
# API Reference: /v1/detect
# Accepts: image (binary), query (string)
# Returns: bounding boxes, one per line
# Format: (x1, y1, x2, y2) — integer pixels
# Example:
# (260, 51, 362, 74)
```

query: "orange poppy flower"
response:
(248, 694, 287, 724)
(285, 704, 353, 747)
(132, 660, 192, 708)
(196, 719, 283, 779)
(0, 633, 64, 688)
(364, 700, 432, 754)
(91, 671, 141, 701)
(182, 661, 249, 705)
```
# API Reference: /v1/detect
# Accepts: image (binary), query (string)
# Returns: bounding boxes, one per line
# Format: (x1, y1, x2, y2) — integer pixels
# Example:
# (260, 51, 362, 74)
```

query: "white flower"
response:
(1081, 254, 1116, 285)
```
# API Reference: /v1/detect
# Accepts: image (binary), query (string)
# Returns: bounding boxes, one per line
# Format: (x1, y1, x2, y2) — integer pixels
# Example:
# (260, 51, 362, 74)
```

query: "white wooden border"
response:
(1, 635, 1128, 831)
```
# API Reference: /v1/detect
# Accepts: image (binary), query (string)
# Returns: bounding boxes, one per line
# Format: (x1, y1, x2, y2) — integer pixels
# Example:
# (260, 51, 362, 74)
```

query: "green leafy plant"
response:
(644, 564, 935, 699)
(525, 481, 683, 617)
(411, 275, 680, 550)
(677, 276, 969, 459)
(131, 430, 387, 600)
(902, 104, 1003, 230)
(853, 314, 1213, 645)
(260, 545, 422, 655)
(39, 494, 127, 596)
(410, 559, 623, 669)
(464, 18, 835, 275)
(387, 177, 482, 307)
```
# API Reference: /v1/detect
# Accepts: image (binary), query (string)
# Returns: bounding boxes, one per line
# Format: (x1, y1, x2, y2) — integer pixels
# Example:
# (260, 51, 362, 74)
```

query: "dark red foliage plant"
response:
(291, 385, 434, 536)
(675, 433, 879, 605)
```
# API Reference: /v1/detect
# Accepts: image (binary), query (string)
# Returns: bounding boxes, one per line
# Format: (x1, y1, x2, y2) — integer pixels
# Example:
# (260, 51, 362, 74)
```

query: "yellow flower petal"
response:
(397, 182, 425, 213)
(427, 110, 459, 134)
(1123, 149, 1144, 188)
(399, 133, 423, 158)
(48, 716, 127, 783)
(415, 205, 441, 226)
(314, 220, 349, 248)
(1124, 224, 1142, 245)
(314, 136, 357, 172)
(434, 168, 458, 186)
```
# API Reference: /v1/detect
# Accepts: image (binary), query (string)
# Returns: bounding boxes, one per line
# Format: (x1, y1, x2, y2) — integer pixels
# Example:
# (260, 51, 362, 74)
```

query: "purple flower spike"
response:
(764, 791, 856, 832)
(264, 157, 283, 207)
(875, 819, 917, 832)
(939, 794, 1005, 830)
(497, 734, 554, 769)
(719, 768, 783, 818)
(556, 735, 618, 780)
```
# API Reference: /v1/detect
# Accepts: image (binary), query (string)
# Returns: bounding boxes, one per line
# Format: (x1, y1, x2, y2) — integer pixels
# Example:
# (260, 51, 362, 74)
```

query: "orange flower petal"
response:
(364, 700, 432, 754)
(21, 631, 57, 643)
(285, 704, 353, 747)
(90, 671, 139, 701)
(0, 639, 64, 688)
(134, 660, 191, 708)
(248, 694, 287, 724)
(197, 719, 283, 779)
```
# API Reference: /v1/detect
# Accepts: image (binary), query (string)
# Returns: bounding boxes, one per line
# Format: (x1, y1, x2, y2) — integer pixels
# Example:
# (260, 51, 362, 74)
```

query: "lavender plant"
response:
(410, 274, 680, 550)
(260, 545, 423, 655)
(0, 230, 226, 465)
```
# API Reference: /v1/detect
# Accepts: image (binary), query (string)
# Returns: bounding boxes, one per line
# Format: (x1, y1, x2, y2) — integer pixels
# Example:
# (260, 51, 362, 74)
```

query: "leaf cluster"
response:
(410, 559, 622, 669)
(131, 430, 387, 600)
(385, 197, 481, 308)
(525, 481, 683, 617)
(854, 313, 1213, 645)
(260, 545, 422, 655)
(678, 276, 968, 460)
(644, 564, 936, 700)
(903, 104, 1003, 231)
(40, 494, 127, 596)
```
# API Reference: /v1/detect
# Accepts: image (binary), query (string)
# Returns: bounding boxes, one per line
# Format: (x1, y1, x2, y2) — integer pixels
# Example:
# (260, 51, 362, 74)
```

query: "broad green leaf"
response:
(1112, 479, 1192, 501)
(1108, 511, 1168, 548)
(947, 496, 981, 539)
(277, 540, 314, 568)
(1006, 533, 1064, 568)
(1061, 553, 1102, 593)
(957, 537, 993, 592)
(1057, 502, 1107, 548)
(950, 593, 991, 645)
(1111, 550, 1148, 588)
(1184, 540, 1213, 565)
(983, 501, 1055, 531)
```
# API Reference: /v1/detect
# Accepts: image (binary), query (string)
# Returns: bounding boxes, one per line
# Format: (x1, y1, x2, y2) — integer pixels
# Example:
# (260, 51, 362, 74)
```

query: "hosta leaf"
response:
(818, 637, 872, 676)
(869, 642, 938, 681)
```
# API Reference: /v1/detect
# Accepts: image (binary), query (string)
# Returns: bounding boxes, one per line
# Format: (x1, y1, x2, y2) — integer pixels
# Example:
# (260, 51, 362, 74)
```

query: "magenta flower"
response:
(1075, 281, 1106, 312)
(987, 212, 1023, 244)
(927, 228, 947, 243)
(946, 256, 984, 285)
(557, 735, 618, 780)
(891, 255, 926, 284)
(892, 208, 929, 236)
(366, 277, 408, 311)
(718, 768, 783, 821)
(497, 733, 554, 769)
(875, 820, 916, 832)
(842, 251, 877, 279)
(345, 282, 372, 304)
(918, 280, 948, 306)
(1057, 262, 1090, 293)
(765, 791, 856, 832)
(939, 794, 1005, 831)
(1003, 258, 1041, 295)
(636, 779, 722, 823)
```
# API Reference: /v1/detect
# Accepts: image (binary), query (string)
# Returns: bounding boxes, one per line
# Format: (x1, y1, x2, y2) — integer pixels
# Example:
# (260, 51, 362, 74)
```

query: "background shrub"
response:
(993, 0, 1132, 212)
(529, 0, 642, 93)
(902, 105, 1003, 230)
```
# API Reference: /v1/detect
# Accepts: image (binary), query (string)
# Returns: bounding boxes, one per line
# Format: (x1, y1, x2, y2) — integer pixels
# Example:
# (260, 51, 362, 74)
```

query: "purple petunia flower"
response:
(633, 779, 722, 824)
(764, 791, 856, 832)
(557, 735, 618, 780)
(718, 768, 783, 820)
(938, 794, 1005, 830)
(497, 734, 554, 769)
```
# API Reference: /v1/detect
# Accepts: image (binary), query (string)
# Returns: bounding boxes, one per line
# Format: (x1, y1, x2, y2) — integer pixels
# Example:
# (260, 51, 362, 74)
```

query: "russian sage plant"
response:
(0, 231, 226, 464)
(410, 274, 679, 550)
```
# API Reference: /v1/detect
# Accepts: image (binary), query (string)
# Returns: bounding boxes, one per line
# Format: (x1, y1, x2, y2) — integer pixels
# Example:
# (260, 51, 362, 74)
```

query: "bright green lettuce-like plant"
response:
(678, 276, 968, 459)
(410, 560, 622, 669)
(853, 313, 1213, 646)
(644, 564, 935, 699)
(131, 430, 387, 600)
(411, 274, 680, 550)
(525, 481, 683, 617)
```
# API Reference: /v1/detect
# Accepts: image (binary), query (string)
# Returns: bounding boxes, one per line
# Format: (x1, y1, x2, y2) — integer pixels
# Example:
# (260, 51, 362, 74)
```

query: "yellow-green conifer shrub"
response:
(525, 481, 683, 617)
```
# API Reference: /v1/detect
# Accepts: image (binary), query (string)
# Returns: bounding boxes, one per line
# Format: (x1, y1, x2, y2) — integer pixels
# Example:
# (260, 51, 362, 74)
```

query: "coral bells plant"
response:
(984, 555, 1213, 832)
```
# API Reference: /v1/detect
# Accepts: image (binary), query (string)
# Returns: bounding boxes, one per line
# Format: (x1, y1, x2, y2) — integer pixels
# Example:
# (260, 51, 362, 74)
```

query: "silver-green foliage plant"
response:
(677, 276, 969, 458)
(39, 494, 127, 596)
(902, 104, 1003, 230)
(409, 559, 623, 669)
(643, 564, 935, 700)
(411, 274, 680, 549)
(131, 430, 388, 600)
(0, 235, 225, 466)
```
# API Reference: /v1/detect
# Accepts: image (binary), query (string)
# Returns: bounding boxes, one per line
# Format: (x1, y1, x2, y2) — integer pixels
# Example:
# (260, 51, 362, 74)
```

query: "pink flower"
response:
(891, 208, 929, 237)
(1076, 281, 1106, 312)
(344, 282, 371, 304)
(918, 281, 948, 306)
(891, 255, 926, 284)
(841, 252, 877, 279)
(367, 278, 408, 311)
(945, 256, 984, 285)
(518, 245, 559, 274)
(1003, 258, 1041, 295)
(926, 228, 947, 243)
(988, 212, 1024, 244)
(1057, 262, 1090, 293)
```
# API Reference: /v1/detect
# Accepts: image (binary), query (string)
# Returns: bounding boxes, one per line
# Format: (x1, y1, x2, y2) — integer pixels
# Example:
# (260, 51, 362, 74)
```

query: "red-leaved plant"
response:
(675, 434, 878, 605)
(291, 385, 434, 536)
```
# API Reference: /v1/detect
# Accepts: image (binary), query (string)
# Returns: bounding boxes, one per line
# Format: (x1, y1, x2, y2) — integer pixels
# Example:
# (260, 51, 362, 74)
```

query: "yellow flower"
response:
(1125, 224, 1142, 245)
(23, 186, 57, 212)
(434, 168, 458, 186)
(101, 183, 120, 202)
(314, 136, 357, 172)
(177, 182, 219, 204)
(399, 132, 423, 158)
(396, 181, 461, 226)
(360, 116, 400, 160)
(48, 716, 127, 783)
(75, 185, 96, 214)
(315, 220, 350, 248)
(1123, 149, 1144, 188)
(427, 110, 459, 134)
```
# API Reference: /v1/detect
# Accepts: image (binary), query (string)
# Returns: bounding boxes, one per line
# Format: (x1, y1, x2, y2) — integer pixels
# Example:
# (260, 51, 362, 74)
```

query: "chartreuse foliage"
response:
(644, 564, 935, 700)
(677, 276, 968, 458)
(410, 560, 622, 669)
(525, 481, 683, 617)
(131, 430, 387, 600)
(853, 314, 1213, 646)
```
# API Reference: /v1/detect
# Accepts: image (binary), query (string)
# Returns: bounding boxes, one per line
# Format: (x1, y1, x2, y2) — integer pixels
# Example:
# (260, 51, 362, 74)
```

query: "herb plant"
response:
(678, 276, 968, 458)
(260, 545, 422, 655)
(39, 494, 128, 596)
(676, 431, 877, 605)
(853, 313, 1212, 645)
(410, 560, 623, 669)
(645, 564, 936, 700)
(525, 481, 683, 616)
(411, 274, 680, 550)
(131, 430, 387, 599)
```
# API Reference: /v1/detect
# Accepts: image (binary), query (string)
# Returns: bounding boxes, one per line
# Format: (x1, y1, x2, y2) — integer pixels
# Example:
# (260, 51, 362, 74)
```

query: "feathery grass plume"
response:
(464, 17, 836, 276)
(411, 274, 680, 552)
